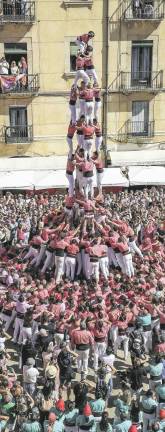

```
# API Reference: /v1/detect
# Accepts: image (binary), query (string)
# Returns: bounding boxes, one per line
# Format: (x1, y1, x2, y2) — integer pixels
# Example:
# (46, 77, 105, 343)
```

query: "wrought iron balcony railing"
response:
(122, 0, 165, 20)
(120, 70, 163, 91)
(0, 74, 39, 94)
(5, 125, 33, 143)
(0, 0, 35, 23)
(126, 120, 155, 137)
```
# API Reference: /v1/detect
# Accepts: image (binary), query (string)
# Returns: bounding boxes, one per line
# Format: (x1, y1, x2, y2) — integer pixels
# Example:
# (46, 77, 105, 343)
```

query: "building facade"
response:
(0, 0, 164, 160)
(107, 0, 165, 153)
(0, 0, 104, 158)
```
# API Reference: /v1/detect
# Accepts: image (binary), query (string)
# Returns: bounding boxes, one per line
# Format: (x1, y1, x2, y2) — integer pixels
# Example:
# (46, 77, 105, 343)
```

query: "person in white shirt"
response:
(23, 357, 39, 396)
(0, 57, 9, 75)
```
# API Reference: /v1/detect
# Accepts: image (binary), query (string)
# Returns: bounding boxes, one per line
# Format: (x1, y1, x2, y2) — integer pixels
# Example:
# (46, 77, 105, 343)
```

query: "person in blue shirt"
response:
(137, 310, 152, 354)
(44, 412, 64, 432)
(63, 401, 79, 432)
(114, 413, 132, 432)
(89, 391, 106, 422)
(141, 390, 158, 432)
(156, 379, 165, 403)
(147, 356, 163, 391)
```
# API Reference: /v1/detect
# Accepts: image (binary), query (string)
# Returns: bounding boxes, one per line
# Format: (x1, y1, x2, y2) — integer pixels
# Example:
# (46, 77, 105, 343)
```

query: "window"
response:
(131, 41, 153, 86)
(5, 106, 33, 143)
(132, 101, 149, 135)
(9, 107, 28, 140)
(70, 42, 78, 72)
(4, 43, 27, 73)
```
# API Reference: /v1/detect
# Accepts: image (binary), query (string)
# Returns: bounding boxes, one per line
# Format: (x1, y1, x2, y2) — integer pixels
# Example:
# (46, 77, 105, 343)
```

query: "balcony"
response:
(5, 125, 33, 144)
(122, 0, 165, 21)
(120, 70, 163, 93)
(126, 120, 154, 137)
(0, 0, 35, 23)
(0, 74, 39, 95)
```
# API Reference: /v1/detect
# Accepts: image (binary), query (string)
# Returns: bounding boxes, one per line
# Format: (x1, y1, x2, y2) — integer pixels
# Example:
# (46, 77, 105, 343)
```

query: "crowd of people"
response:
(0, 57, 28, 76)
(0, 31, 164, 432)
(0, 186, 164, 432)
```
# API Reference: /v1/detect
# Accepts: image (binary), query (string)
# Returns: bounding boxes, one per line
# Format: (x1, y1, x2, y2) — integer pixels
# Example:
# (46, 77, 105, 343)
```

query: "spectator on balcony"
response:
(133, 0, 143, 17)
(18, 57, 28, 87)
(10, 61, 19, 76)
(0, 57, 9, 75)
(18, 57, 28, 74)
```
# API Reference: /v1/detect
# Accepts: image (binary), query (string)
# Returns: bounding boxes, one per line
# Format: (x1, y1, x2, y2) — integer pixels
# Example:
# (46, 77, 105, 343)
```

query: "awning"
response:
(0, 171, 42, 190)
(102, 168, 129, 187)
(35, 170, 68, 189)
(129, 166, 165, 185)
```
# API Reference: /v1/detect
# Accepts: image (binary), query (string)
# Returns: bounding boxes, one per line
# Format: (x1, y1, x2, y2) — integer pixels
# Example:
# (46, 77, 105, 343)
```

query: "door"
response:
(9, 107, 28, 141)
(131, 42, 152, 86)
(132, 101, 149, 135)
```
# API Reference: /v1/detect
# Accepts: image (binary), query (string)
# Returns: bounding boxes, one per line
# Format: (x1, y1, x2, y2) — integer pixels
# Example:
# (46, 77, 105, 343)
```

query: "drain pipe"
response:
(102, 0, 110, 166)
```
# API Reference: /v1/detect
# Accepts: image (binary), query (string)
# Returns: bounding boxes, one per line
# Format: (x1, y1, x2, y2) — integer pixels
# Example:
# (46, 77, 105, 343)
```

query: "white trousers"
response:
(77, 134, 84, 149)
(85, 101, 94, 124)
(115, 252, 125, 272)
(13, 317, 24, 344)
(34, 244, 47, 267)
(110, 325, 118, 344)
(41, 250, 54, 273)
(69, 104, 77, 124)
(83, 138, 93, 159)
(83, 177, 94, 200)
(108, 247, 118, 267)
(86, 68, 98, 85)
(76, 348, 90, 374)
(94, 100, 102, 120)
(66, 173, 75, 197)
(95, 136, 102, 152)
(21, 327, 32, 345)
(90, 260, 99, 281)
(94, 342, 106, 370)
(24, 246, 38, 261)
(122, 253, 134, 277)
(74, 69, 89, 86)
(67, 136, 73, 159)
(30, 244, 46, 267)
(79, 99, 85, 117)
(142, 330, 152, 353)
(99, 256, 109, 280)
(129, 240, 143, 258)
(76, 169, 84, 195)
(114, 335, 129, 360)
(55, 255, 65, 283)
(65, 256, 76, 280)
(96, 172, 104, 193)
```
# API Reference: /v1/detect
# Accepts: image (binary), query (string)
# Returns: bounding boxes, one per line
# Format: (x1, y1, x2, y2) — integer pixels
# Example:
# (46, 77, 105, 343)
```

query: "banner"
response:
(0, 74, 25, 92)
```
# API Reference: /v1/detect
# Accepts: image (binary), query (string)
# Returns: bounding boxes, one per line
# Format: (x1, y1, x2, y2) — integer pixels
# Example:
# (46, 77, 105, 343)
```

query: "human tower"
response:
(65, 31, 104, 200)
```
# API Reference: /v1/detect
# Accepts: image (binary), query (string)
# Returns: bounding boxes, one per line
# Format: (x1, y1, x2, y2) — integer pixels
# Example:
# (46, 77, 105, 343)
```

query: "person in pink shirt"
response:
(75, 31, 95, 54)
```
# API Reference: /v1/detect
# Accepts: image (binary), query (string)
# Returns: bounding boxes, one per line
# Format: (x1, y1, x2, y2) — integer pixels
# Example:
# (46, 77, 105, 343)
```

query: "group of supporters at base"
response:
(0, 187, 164, 431)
